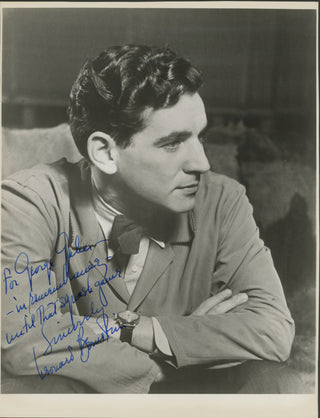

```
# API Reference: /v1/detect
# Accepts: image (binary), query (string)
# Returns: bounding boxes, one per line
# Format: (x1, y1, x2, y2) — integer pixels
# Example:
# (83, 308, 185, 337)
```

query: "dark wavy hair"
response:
(68, 45, 202, 158)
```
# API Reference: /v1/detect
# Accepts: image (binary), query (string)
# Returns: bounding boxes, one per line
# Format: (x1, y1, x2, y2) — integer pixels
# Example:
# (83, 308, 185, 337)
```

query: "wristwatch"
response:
(115, 310, 140, 344)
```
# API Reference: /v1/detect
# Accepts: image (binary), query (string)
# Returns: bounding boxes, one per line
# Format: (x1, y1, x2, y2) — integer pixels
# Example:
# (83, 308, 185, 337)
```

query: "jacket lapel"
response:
(127, 241, 174, 311)
(128, 210, 195, 311)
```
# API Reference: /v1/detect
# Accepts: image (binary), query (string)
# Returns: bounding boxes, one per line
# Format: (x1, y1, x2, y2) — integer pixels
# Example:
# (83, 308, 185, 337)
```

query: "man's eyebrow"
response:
(154, 123, 208, 146)
(153, 131, 192, 146)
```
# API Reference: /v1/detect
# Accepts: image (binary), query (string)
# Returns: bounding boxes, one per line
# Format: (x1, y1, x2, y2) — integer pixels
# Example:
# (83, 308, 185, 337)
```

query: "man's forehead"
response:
(140, 93, 207, 135)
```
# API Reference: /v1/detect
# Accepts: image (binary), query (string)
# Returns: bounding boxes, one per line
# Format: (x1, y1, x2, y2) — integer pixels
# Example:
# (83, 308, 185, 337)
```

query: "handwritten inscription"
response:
(2, 232, 124, 379)
(14, 252, 54, 292)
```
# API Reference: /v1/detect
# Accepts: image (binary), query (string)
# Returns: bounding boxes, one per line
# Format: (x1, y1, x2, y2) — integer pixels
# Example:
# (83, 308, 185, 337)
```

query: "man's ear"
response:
(87, 131, 119, 175)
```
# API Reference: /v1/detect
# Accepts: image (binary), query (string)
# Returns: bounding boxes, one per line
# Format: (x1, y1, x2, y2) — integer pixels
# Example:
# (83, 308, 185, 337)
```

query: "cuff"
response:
(152, 317, 173, 357)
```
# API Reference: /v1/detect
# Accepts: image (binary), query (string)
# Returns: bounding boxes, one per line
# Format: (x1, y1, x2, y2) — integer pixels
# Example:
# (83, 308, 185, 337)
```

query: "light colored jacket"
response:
(1, 159, 294, 393)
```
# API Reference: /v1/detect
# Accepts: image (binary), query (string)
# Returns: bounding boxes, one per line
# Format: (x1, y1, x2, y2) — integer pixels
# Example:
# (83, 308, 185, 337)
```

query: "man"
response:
(1, 45, 300, 393)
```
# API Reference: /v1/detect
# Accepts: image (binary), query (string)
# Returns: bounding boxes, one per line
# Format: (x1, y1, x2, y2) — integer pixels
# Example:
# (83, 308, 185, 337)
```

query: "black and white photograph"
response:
(1, 2, 318, 417)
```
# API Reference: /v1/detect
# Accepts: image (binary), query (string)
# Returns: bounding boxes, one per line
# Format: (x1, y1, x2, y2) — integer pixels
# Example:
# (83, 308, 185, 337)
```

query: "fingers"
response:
(207, 292, 248, 315)
(192, 289, 248, 316)
(192, 289, 233, 315)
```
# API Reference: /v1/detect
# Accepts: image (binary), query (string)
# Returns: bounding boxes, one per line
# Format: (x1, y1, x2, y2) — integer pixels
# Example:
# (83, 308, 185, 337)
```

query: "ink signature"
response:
(2, 233, 124, 379)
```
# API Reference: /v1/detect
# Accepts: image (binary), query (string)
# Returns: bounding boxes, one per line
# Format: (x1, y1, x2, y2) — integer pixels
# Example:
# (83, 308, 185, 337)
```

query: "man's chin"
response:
(167, 196, 196, 213)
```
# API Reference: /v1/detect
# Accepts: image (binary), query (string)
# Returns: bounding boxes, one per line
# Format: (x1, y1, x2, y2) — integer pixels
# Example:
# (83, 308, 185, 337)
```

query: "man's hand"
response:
(192, 289, 248, 316)
(131, 316, 156, 353)
(131, 290, 248, 351)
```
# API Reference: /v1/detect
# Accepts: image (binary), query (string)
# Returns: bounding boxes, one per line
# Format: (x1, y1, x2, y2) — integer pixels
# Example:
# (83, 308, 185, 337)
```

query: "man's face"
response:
(114, 92, 210, 213)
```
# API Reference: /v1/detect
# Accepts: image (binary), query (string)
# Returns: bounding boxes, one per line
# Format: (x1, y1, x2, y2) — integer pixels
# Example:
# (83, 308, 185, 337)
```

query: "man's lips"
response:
(177, 182, 199, 189)
(176, 182, 199, 191)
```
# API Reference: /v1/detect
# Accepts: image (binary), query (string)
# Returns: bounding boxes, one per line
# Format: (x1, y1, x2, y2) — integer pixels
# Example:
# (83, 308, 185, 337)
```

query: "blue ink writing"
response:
(41, 313, 92, 355)
(14, 252, 53, 292)
(6, 313, 36, 345)
(3, 268, 19, 294)
(76, 310, 122, 363)
(33, 345, 74, 380)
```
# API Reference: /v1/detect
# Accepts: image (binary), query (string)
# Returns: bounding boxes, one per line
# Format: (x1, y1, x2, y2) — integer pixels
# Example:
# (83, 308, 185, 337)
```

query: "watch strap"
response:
(120, 326, 134, 343)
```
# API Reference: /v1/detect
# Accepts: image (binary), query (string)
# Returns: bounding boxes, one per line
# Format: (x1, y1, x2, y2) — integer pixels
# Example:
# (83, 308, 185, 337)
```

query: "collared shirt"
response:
(91, 177, 172, 356)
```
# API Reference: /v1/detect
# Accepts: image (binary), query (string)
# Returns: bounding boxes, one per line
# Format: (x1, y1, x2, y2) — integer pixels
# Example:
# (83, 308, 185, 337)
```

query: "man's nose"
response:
(183, 138, 210, 174)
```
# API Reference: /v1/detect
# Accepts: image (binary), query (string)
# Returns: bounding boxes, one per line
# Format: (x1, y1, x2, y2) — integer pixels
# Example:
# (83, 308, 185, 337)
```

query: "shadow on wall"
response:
(263, 193, 315, 296)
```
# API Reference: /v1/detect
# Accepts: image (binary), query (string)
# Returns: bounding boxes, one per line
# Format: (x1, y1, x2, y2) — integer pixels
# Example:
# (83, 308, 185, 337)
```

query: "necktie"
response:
(109, 215, 145, 255)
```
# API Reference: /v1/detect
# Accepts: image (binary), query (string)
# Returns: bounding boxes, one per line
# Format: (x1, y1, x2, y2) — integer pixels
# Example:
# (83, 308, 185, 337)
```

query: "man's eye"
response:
(163, 141, 181, 151)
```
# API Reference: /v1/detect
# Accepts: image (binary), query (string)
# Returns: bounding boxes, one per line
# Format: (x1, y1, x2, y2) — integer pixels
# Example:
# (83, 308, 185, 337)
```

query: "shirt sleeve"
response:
(152, 317, 173, 357)
(1, 177, 160, 393)
(156, 182, 295, 368)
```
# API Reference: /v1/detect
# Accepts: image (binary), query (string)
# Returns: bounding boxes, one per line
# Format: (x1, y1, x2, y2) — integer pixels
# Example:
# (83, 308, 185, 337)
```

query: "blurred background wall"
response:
(2, 8, 316, 139)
